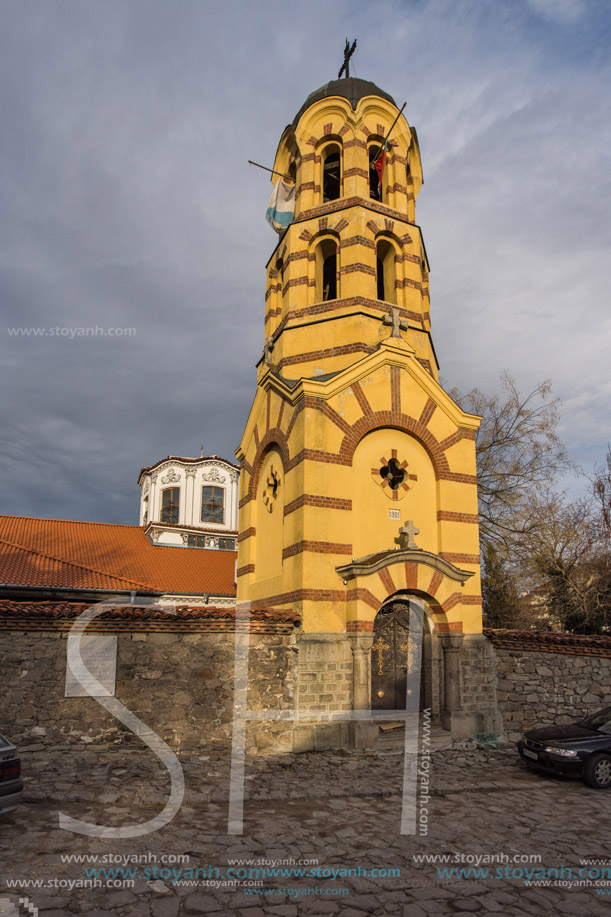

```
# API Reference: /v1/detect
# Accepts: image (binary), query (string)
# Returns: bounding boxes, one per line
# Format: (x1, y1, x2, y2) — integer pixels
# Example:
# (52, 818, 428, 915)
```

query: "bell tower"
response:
(236, 75, 499, 748)
(260, 77, 435, 382)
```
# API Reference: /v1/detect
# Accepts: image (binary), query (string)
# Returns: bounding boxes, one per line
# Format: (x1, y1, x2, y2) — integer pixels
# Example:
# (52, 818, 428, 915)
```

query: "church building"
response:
(0, 70, 501, 758)
(138, 453, 239, 551)
(236, 74, 499, 748)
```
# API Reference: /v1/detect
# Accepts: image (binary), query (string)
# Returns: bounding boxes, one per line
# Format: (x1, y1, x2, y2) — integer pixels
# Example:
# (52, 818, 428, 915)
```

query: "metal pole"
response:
(372, 102, 407, 164)
(248, 160, 294, 183)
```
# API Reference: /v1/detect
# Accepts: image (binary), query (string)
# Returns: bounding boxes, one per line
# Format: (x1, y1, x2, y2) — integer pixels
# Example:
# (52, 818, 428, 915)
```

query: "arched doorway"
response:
(371, 597, 432, 712)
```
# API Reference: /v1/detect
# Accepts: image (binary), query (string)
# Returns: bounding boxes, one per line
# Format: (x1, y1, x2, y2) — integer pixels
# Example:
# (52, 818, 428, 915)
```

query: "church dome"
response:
(292, 77, 397, 127)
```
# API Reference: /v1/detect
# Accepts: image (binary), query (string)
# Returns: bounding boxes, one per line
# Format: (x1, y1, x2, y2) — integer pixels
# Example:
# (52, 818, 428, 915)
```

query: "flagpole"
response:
(372, 102, 407, 164)
(248, 160, 295, 183)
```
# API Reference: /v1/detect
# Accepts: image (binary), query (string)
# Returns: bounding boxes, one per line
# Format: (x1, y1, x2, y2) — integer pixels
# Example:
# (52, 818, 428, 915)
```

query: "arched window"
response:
(322, 144, 341, 202)
(315, 238, 338, 302)
(376, 239, 396, 304)
(369, 144, 384, 202)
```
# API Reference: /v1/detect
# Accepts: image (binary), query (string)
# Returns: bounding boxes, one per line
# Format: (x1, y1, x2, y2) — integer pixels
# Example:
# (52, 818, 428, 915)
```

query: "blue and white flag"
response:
(265, 179, 295, 234)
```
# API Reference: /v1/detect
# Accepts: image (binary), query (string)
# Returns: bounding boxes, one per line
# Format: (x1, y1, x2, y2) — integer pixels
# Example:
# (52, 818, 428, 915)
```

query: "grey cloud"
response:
(0, 0, 609, 523)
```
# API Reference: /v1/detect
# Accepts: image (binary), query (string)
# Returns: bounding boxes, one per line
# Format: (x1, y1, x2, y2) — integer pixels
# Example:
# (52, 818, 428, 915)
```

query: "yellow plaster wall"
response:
(352, 429, 438, 558)
(254, 447, 284, 581)
(238, 87, 483, 640)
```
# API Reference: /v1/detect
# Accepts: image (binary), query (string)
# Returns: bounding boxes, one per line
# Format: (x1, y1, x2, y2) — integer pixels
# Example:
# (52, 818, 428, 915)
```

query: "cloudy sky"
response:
(1, 0, 609, 524)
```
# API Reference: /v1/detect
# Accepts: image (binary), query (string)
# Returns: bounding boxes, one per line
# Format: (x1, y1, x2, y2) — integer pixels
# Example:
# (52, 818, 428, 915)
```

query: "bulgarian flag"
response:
(374, 141, 387, 197)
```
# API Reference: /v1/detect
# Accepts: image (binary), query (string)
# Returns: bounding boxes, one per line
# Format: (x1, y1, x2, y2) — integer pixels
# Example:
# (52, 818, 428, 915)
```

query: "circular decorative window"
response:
(371, 450, 417, 501)
(262, 465, 281, 513)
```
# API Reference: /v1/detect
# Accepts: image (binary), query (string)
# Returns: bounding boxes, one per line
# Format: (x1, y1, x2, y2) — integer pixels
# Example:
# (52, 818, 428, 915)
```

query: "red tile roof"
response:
(0, 600, 297, 622)
(484, 627, 611, 658)
(0, 515, 236, 595)
(0, 601, 298, 633)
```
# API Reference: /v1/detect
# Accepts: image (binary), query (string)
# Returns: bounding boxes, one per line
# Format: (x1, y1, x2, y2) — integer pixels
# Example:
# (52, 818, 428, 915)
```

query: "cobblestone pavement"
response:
(1, 739, 609, 916)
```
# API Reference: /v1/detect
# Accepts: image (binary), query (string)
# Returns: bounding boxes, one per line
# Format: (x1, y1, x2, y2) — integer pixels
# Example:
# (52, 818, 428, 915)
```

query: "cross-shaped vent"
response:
(371, 450, 418, 501)
(379, 456, 405, 490)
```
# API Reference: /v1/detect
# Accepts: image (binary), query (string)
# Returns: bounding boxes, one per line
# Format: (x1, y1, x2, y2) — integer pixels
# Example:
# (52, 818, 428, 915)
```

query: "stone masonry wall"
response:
(460, 634, 502, 737)
(486, 630, 611, 741)
(294, 634, 353, 751)
(1, 630, 297, 756)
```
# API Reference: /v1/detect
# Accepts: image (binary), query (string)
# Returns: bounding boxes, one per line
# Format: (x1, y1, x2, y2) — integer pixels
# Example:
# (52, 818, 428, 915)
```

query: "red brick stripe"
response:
(284, 494, 352, 516)
(442, 592, 461, 612)
(351, 381, 373, 417)
(344, 138, 367, 150)
(249, 587, 346, 609)
(237, 564, 255, 576)
(343, 167, 369, 180)
(296, 196, 416, 224)
(437, 511, 479, 524)
(347, 620, 375, 632)
(405, 562, 418, 589)
(378, 567, 396, 595)
(237, 527, 256, 543)
(437, 472, 478, 485)
(282, 540, 352, 560)
(439, 552, 480, 564)
(313, 399, 353, 436)
(278, 343, 375, 371)
(419, 397, 436, 427)
(340, 235, 376, 250)
(285, 401, 304, 441)
(428, 570, 444, 597)
(390, 365, 401, 414)
(339, 262, 376, 277)
(437, 620, 463, 634)
(346, 588, 380, 611)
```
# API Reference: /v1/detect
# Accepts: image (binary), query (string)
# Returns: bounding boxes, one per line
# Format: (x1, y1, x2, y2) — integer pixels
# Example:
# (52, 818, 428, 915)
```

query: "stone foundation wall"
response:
(294, 634, 353, 751)
(486, 629, 611, 741)
(460, 634, 502, 737)
(1, 630, 297, 755)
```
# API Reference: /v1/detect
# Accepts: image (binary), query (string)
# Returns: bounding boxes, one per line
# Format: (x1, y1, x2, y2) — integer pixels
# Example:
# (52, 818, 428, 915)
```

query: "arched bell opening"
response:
(315, 236, 339, 302)
(368, 141, 384, 202)
(376, 238, 397, 304)
(321, 142, 342, 202)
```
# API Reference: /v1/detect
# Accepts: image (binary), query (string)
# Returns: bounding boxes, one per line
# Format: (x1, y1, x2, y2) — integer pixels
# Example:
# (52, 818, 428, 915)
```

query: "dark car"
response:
(0, 733, 23, 815)
(517, 706, 611, 789)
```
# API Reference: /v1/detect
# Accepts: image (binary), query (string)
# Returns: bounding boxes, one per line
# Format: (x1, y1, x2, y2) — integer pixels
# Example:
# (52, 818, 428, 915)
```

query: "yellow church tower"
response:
(236, 71, 499, 749)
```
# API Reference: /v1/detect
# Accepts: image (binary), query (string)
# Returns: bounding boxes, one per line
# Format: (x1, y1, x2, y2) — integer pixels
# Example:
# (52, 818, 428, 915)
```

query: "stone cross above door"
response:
(394, 520, 420, 550)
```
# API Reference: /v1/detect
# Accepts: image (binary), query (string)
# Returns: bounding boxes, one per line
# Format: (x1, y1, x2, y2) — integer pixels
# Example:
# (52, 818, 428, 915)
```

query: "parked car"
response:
(0, 733, 23, 815)
(518, 705, 611, 788)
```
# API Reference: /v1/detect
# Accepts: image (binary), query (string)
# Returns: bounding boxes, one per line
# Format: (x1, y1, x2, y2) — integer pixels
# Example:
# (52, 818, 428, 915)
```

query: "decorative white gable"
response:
(137, 454, 240, 549)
